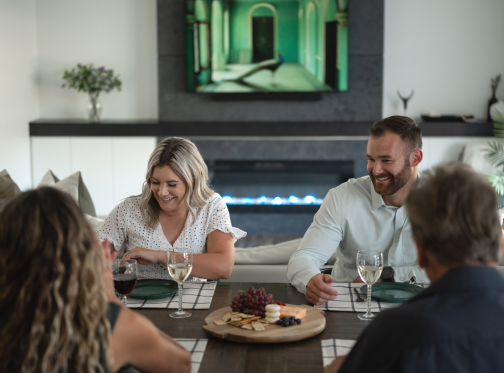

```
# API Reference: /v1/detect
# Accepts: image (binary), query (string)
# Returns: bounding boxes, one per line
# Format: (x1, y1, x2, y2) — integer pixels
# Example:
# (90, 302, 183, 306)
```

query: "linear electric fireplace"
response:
(208, 160, 354, 213)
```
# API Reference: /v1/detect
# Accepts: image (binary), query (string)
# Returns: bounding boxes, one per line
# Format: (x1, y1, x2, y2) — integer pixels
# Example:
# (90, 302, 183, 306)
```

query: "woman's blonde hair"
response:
(0, 188, 111, 373)
(140, 137, 214, 228)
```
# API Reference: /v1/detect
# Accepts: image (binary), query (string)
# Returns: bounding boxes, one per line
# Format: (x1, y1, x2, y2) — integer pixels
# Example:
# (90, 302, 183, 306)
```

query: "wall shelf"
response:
(29, 119, 493, 137)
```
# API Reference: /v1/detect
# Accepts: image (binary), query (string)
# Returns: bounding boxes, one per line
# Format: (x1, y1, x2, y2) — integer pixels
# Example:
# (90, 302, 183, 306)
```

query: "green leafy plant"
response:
(484, 109, 504, 208)
(61, 63, 122, 94)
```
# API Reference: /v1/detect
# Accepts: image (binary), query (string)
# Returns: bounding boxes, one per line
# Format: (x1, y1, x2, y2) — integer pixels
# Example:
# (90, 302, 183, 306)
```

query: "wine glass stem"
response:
(366, 284, 372, 316)
(122, 295, 127, 307)
(178, 282, 183, 313)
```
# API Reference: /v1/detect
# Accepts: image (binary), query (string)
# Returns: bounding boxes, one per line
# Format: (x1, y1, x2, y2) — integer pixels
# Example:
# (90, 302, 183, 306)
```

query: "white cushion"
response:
(234, 238, 302, 265)
(460, 140, 501, 175)
(234, 238, 337, 266)
(85, 214, 104, 232)
(38, 170, 96, 217)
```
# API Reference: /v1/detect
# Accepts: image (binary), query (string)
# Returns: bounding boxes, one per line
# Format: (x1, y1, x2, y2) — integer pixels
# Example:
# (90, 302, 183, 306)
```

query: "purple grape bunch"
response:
(230, 287, 275, 318)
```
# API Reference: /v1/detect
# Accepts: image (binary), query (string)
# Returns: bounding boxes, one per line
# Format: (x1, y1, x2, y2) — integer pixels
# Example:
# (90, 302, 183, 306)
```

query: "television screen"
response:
(185, 0, 348, 94)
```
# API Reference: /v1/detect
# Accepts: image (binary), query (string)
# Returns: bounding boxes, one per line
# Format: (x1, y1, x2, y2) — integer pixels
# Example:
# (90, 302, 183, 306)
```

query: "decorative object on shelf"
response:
(483, 108, 504, 207)
(421, 114, 476, 123)
(490, 101, 504, 123)
(487, 74, 501, 122)
(62, 64, 122, 123)
(397, 90, 414, 116)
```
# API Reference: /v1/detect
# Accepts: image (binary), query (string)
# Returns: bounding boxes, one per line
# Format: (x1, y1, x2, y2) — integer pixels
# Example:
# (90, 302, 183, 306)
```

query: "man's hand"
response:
(324, 355, 347, 373)
(306, 273, 338, 305)
(351, 275, 383, 283)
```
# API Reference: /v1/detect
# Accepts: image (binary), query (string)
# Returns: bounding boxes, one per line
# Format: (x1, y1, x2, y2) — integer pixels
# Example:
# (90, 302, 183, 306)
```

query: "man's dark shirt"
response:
(339, 266, 504, 373)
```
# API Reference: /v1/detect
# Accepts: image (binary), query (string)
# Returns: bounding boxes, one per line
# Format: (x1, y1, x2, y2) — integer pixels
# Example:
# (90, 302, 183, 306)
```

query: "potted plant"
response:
(62, 64, 122, 122)
(484, 110, 504, 208)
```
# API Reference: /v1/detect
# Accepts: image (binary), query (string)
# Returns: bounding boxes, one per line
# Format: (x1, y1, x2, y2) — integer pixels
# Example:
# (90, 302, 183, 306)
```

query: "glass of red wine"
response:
(112, 259, 138, 306)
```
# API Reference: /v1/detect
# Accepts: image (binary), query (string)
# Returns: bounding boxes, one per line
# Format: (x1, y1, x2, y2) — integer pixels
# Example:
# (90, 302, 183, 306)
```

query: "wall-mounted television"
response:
(185, 0, 348, 94)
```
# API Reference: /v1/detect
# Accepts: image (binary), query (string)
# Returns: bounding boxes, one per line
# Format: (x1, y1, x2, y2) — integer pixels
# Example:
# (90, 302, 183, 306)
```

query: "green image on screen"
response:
(185, 0, 348, 94)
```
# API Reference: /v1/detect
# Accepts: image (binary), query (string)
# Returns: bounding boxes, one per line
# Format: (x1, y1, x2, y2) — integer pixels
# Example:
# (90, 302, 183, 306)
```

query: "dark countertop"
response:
(29, 119, 494, 137)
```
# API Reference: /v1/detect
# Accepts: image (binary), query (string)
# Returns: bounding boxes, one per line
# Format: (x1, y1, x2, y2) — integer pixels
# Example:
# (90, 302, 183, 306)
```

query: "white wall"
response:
(35, 0, 158, 120)
(31, 137, 157, 216)
(0, 0, 38, 190)
(383, 0, 504, 120)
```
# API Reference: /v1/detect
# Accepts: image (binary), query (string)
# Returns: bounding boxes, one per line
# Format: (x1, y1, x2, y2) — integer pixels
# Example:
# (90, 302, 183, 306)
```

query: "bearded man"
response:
(287, 116, 429, 305)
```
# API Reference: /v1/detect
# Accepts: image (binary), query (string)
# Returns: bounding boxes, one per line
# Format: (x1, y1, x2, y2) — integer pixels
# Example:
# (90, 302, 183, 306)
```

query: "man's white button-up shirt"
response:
(287, 175, 429, 294)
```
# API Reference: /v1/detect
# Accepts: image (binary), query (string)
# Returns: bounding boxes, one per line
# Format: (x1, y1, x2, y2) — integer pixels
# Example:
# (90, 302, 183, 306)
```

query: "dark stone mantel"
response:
(29, 119, 494, 137)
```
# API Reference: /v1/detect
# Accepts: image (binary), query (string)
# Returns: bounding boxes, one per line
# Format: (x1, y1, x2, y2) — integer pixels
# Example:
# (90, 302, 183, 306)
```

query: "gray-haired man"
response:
(326, 163, 504, 373)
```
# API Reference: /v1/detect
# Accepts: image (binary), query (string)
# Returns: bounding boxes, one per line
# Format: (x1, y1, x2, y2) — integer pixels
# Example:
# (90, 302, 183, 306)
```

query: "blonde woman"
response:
(98, 137, 246, 280)
(0, 188, 191, 373)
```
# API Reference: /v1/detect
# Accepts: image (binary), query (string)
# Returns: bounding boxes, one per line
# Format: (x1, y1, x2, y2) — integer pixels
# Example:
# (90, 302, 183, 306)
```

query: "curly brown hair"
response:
(0, 188, 111, 373)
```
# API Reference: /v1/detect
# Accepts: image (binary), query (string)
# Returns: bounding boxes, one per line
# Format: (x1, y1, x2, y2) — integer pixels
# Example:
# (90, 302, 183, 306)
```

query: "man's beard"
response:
(369, 158, 412, 196)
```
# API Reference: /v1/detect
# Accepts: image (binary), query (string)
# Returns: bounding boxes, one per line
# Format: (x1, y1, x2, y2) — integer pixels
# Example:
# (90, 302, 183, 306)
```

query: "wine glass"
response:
(356, 250, 383, 321)
(167, 247, 193, 318)
(112, 259, 138, 306)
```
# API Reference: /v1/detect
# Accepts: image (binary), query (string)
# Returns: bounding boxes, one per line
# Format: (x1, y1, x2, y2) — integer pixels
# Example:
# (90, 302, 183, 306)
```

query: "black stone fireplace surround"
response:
(186, 138, 368, 237)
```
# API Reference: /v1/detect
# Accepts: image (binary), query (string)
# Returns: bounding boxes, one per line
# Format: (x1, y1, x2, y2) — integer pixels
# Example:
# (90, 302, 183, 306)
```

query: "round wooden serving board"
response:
(202, 304, 325, 343)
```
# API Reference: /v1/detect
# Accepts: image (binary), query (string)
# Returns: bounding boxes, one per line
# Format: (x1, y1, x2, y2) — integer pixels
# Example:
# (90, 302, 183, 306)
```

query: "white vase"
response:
(490, 100, 504, 122)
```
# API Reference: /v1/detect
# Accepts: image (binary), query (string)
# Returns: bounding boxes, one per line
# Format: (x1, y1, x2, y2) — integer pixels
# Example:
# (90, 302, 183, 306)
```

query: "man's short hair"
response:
(369, 116, 422, 153)
(404, 162, 501, 266)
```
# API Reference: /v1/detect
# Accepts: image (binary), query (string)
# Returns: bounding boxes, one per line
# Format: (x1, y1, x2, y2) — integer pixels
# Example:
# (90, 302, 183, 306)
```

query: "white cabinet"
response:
(31, 137, 157, 216)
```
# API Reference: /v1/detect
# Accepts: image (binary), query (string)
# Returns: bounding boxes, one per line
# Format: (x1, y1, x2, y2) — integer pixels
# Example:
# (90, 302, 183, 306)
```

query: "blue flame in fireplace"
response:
(221, 195, 323, 205)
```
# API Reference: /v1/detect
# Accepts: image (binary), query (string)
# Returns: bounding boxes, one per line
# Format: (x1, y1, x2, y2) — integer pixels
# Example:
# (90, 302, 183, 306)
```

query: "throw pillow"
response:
(0, 169, 21, 212)
(460, 140, 500, 175)
(85, 214, 104, 232)
(38, 170, 96, 217)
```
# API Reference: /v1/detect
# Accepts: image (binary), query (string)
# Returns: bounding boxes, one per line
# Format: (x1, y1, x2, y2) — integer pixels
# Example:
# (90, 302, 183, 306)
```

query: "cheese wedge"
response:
(279, 306, 306, 319)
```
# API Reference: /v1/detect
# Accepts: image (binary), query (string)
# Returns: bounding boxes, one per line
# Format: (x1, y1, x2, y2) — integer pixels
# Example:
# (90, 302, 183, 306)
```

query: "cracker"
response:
(230, 315, 242, 322)
(241, 324, 253, 330)
(239, 313, 254, 318)
(222, 312, 232, 322)
(213, 320, 227, 326)
(251, 322, 266, 332)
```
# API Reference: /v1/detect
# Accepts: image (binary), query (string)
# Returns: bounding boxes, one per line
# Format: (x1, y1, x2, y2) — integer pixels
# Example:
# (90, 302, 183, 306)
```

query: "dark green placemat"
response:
(128, 279, 178, 300)
(360, 283, 423, 303)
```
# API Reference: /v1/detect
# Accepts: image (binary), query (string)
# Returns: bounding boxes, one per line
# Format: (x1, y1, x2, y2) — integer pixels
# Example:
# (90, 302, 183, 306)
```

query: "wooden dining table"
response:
(136, 282, 371, 373)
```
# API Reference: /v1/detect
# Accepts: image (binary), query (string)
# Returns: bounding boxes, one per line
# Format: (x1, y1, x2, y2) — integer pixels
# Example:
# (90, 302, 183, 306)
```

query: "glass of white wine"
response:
(167, 247, 193, 318)
(356, 250, 383, 321)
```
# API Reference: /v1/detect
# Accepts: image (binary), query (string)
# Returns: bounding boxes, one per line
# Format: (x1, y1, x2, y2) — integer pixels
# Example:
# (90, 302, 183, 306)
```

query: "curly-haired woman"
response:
(98, 137, 246, 280)
(0, 188, 191, 373)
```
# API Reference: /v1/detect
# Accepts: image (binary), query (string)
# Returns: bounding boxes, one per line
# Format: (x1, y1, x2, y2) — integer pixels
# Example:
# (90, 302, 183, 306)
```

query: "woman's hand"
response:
(99, 238, 118, 302)
(190, 230, 235, 280)
(123, 247, 167, 266)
